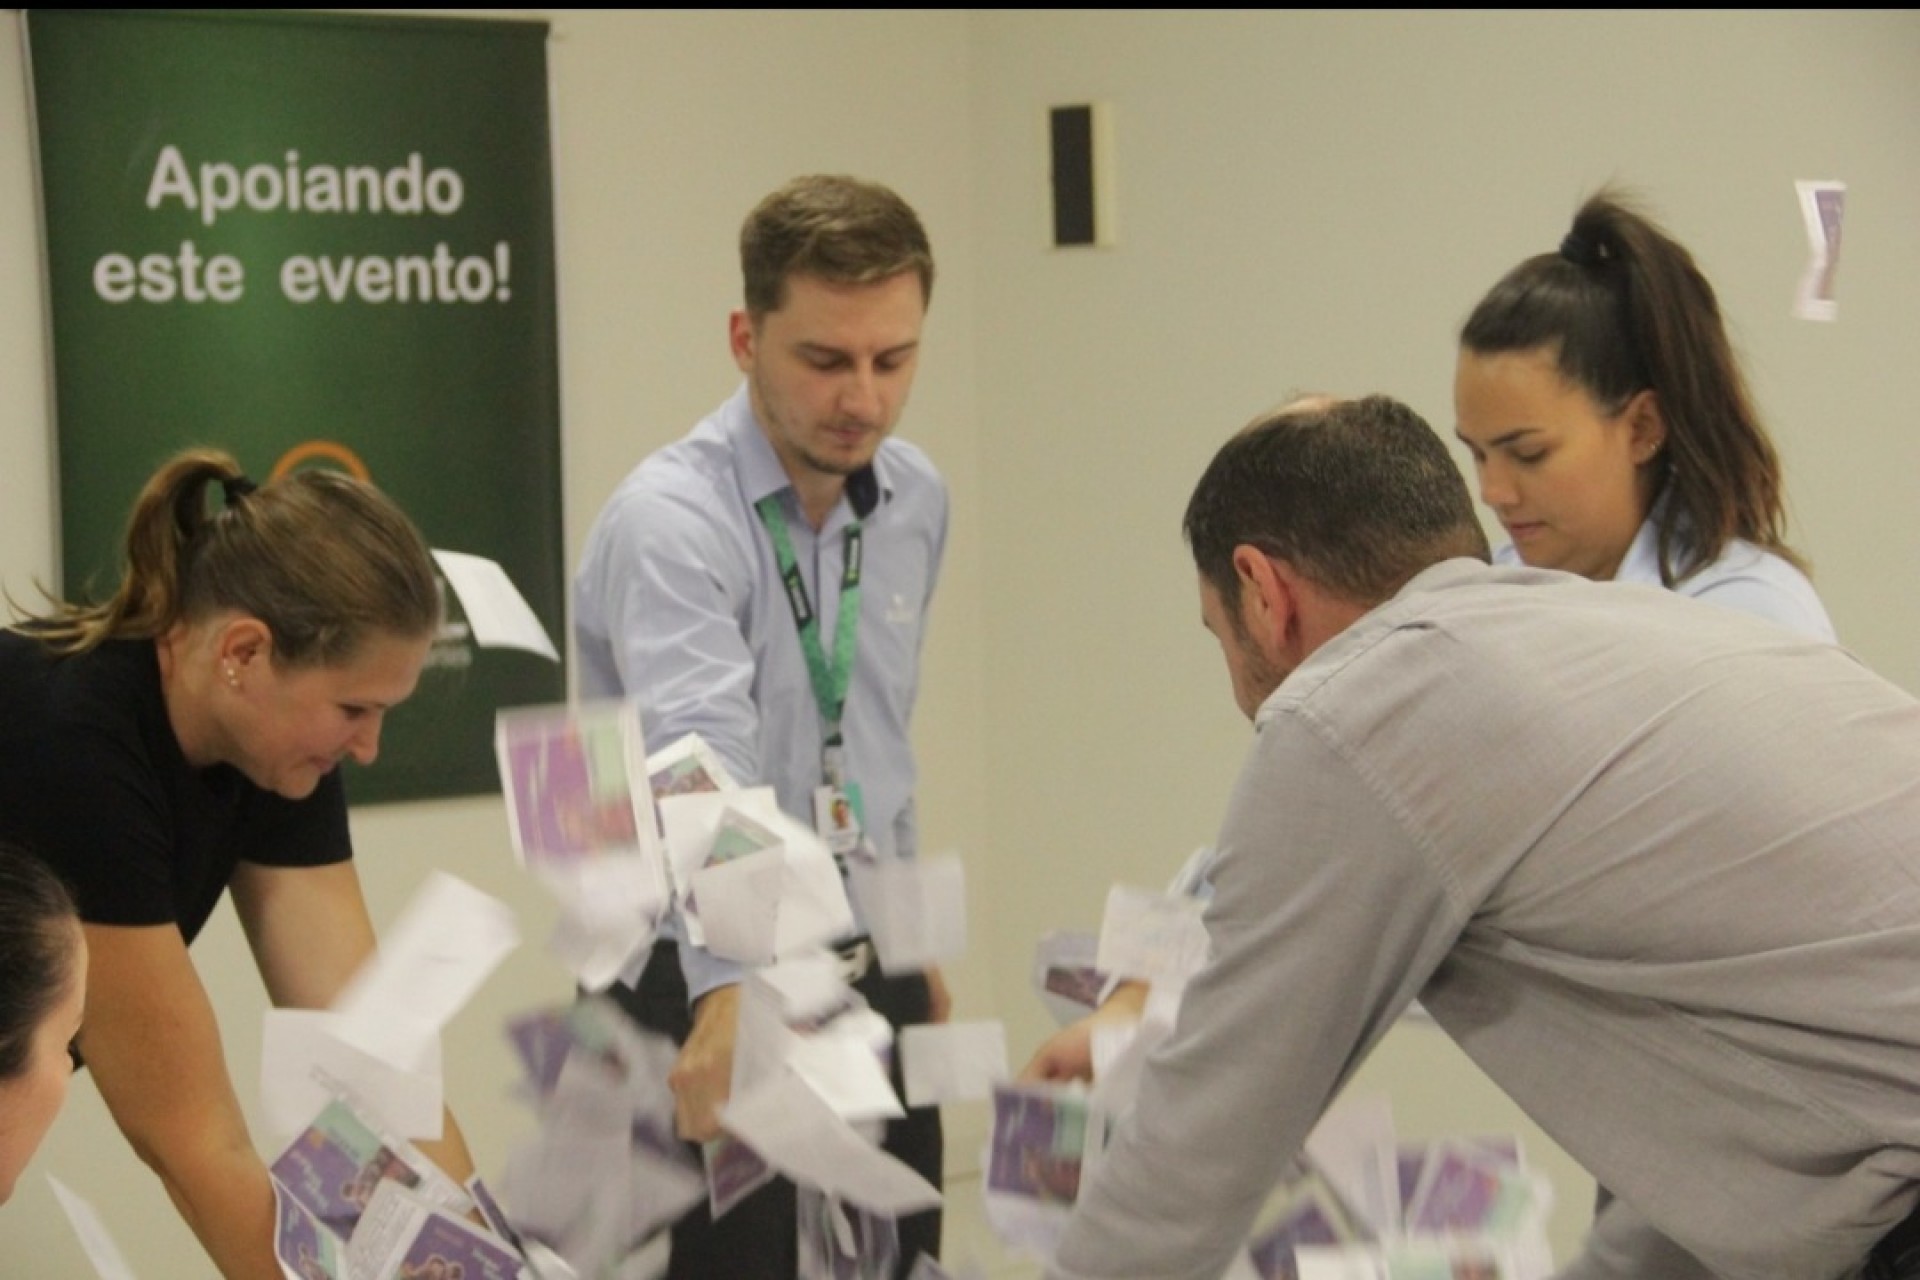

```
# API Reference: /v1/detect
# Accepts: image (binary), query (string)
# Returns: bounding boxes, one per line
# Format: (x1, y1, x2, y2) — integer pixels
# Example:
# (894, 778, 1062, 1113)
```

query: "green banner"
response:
(27, 9, 564, 805)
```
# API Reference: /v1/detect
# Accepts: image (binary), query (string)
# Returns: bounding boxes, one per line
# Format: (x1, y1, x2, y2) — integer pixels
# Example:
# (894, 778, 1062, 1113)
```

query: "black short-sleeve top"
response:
(0, 630, 352, 941)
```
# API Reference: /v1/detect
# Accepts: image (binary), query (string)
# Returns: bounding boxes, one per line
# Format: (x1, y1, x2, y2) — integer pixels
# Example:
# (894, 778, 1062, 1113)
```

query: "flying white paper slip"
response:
(721, 1068, 941, 1217)
(1096, 884, 1208, 983)
(789, 1014, 905, 1124)
(497, 699, 664, 871)
(1089, 1010, 1174, 1120)
(1793, 179, 1846, 323)
(727, 976, 895, 1131)
(1143, 973, 1186, 1027)
(500, 1116, 630, 1245)
(659, 787, 782, 905)
(48, 1177, 140, 1280)
(1088, 1017, 1142, 1086)
(432, 547, 560, 660)
(900, 1020, 1008, 1107)
(332, 870, 520, 1070)
(540, 857, 670, 992)
(848, 852, 967, 974)
(646, 731, 741, 797)
(260, 1008, 444, 1140)
(732, 975, 809, 1103)
(1304, 1093, 1400, 1242)
(661, 788, 854, 958)
(768, 810, 857, 958)
(500, 1049, 650, 1258)
(690, 847, 785, 965)
(1031, 929, 1106, 1026)
(755, 951, 858, 1024)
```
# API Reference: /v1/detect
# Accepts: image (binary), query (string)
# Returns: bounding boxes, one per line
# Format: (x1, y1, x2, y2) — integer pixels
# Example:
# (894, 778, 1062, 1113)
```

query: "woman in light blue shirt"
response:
(1454, 190, 1834, 641)
(1455, 192, 1837, 1274)
(1026, 193, 1839, 1089)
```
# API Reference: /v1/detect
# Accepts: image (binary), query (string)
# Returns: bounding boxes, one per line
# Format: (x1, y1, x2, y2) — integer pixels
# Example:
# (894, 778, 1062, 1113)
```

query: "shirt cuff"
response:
(676, 936, 747, 1004)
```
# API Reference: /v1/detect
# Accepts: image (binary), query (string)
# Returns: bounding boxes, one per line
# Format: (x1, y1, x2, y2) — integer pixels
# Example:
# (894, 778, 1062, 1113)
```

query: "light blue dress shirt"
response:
(1495, 497, 1836, 642)
(574, 384, 948, 998)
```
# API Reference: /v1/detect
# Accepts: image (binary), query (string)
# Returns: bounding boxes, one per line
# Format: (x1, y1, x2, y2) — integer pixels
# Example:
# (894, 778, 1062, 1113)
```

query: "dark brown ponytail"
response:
(1461, 190, 1801, 583)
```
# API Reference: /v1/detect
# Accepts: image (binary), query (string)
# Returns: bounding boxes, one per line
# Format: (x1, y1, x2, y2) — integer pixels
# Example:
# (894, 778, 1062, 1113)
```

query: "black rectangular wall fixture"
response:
(1050, 104, 1097, 247)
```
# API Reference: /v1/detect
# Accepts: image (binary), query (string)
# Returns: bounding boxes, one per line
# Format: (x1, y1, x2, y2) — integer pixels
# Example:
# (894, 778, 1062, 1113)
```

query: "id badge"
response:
(813, 780, 865, 860)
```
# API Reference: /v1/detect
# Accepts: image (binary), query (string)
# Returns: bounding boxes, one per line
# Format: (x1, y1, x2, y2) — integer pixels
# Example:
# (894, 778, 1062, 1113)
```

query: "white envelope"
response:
(659, 787, 781, 904)
(848, 853, 967, 974)
(691, 849, 785, 965)
(1304, 1093, 1400, 1242)
(331, 871, 519, 1071)
(1095, 884, 1208, 983)
(789, 1020, 904, 1124)
(48, 1177, 140, 1280)
(899, 1020, 1008, 1107)
(260, 1008, 443, 1140)
(767, 811, 854, 958)
(659, 790, 853, 960)
(754, 952, 856, 1024)
(720, 1069, 940, 1218)
(432, 548, 560, 660)
(539, 856, 668, 991)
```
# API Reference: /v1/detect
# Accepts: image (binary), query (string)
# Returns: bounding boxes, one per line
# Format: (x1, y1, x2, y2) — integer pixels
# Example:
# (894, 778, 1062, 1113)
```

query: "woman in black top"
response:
(0, 449, 474, 1276)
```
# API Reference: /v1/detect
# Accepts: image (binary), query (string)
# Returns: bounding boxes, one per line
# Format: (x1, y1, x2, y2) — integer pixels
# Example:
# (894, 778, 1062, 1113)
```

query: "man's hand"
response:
(1018, 980, 1150, 1083)
(669, 984, 741, 1142)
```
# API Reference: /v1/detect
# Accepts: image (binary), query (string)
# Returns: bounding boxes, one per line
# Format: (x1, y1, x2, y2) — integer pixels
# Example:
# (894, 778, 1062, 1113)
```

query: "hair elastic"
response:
(1559, 230, 1602, 268)
(221, 474, 258, 507)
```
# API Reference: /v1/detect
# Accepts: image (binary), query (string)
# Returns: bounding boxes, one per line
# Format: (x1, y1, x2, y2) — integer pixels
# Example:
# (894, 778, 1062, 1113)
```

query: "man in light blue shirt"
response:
(573, 175, 948, 1279)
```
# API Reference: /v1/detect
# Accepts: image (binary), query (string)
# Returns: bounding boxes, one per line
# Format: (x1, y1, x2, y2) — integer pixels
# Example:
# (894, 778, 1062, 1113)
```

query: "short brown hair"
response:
(740, 175, 934, 316)
(1185, 396, 1489, 610)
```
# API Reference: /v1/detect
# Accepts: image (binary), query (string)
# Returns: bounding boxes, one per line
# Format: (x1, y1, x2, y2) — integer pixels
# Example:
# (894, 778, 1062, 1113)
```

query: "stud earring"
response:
(224, 664, 240, 688)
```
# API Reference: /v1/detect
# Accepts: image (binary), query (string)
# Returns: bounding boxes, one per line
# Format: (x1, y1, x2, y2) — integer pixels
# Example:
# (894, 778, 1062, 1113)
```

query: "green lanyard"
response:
(755, 494, 863, 778)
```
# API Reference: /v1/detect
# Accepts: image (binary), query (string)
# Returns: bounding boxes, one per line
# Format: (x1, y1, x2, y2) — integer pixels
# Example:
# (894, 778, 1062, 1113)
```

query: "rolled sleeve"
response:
(575, 481, 764, 785)
(574, 472, 764, 1004)
(1050, 714, 1463, 1280)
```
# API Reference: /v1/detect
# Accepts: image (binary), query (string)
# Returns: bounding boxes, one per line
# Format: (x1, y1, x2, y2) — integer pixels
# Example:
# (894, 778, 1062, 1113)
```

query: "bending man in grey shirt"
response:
(1049, 395, 1920, 1280)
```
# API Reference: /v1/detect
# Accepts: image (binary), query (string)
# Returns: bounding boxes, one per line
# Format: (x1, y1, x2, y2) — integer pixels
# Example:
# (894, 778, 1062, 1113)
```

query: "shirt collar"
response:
(722, 383, 886, 520)
(1613, 489, 1671, 586)
(1249, 557, 1496, 730)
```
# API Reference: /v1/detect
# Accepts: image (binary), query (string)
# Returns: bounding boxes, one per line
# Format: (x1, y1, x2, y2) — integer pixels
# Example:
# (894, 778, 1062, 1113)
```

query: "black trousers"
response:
(606, 941, 943, 1280)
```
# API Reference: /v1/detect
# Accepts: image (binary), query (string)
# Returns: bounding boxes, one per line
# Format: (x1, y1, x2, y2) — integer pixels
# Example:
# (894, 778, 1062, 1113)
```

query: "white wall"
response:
(2, 9, 1917, 1276)
(962, 7, 1920, 1266)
